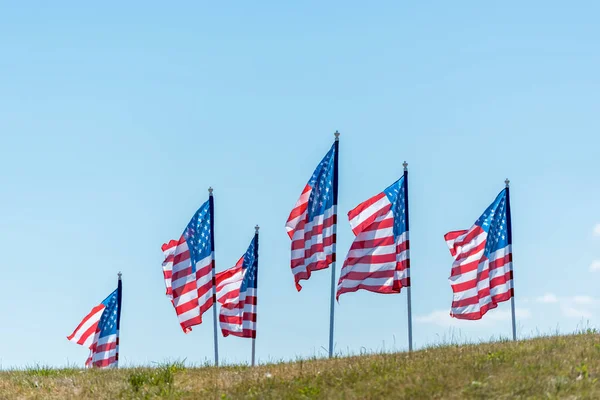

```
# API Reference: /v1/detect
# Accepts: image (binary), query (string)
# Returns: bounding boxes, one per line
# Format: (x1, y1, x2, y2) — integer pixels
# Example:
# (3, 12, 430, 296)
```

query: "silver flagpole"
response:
(328, 130, 340, 358)
(505, 178, 517, 341)
(403, 161, 413, 352)
(208, 187, 219, 366)
(251, 225, 259, 367)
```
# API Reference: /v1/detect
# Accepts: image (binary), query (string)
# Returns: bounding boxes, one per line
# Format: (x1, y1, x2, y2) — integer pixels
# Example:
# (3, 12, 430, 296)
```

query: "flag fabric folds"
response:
(285, 143, 337, 290)
(67, 285, 121, 368)
(215, 235, 258, 338)
(168, 200, 215, 332)
(444, 188, 513, 320)
(337, 176, 410, 299)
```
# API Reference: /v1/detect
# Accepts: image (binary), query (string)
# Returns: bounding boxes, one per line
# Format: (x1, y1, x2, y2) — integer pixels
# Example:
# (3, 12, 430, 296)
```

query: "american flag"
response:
(286, 142, 337, 290)
(67, 283, 122, 368)
(337, 176, 410, 299)
(215, 234, 258, 338)
(445, 188, 513, 320)
(168, 200, 215, 332)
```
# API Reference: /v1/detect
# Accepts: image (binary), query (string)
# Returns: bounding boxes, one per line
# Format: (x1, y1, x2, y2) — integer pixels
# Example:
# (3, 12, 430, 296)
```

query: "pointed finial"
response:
(208, 187, 213, 195)
(334, 130, 340, 141)
(118, 271, 122, 281)
(505, 178, 510, 188)
(403, 161, 408, 171)
(255, 225, 260, 233)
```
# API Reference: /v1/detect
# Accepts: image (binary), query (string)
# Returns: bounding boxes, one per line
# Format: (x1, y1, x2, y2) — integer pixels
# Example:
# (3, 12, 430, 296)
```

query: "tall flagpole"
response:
(208, 187, 220, 366)
(328, 130, 340, 358)
(505, 178, 516, 341)
(252, 225, 259, 367)
(403, 161, 413, 352)
(116, 271, 123, 368)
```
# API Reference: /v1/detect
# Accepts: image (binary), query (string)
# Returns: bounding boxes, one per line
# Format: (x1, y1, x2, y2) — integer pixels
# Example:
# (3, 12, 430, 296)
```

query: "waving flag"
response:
(215, 233, 259, 338)
(169, 200, 215, 332)
(337, 176, 410, 299)
(445, 188, 513, 320)
(286, 142, 338, 290)
(67, 277, 122, 368)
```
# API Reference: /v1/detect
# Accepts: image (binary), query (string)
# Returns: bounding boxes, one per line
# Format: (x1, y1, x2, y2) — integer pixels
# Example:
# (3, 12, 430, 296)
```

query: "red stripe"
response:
(67, 304, 105, 344)
(294, 256, 333, 291)
(94, 341, 117, 354)
(337, 283, 400, 299)
(91, 356, 117, 368)
(172, 251, 191, 271)
(348, 193, 390, 235)
(348, 235, 395, 250)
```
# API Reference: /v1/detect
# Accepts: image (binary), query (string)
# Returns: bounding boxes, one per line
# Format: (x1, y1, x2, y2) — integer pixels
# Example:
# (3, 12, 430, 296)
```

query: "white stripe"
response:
(348, 195, 391, 231)
(68, 307, 104, 347)
(286, 188, 312, 233)
(338, 276, 395, 290)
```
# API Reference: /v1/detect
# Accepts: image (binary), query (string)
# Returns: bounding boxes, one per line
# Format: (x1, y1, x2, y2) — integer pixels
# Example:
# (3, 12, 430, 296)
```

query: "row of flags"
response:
(66, 132, 515, 368)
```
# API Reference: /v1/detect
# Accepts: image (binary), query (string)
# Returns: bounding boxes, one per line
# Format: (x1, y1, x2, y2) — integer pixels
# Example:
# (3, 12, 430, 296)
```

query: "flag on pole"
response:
(67, 281, 122, 368)
(167, 200, 214, 332)
(285, 143, 337, 290)
(215, 235, 258, 338)
(444, 188, 513, 320)
(337, 176, 410, 299)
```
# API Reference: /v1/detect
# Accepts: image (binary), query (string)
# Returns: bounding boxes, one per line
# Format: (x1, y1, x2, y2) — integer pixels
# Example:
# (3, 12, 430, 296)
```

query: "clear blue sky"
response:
(1, 1, 599, 368)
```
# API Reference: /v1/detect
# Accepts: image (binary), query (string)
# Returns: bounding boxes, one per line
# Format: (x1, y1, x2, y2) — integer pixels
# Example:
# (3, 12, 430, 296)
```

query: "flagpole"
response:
(403, 161, 413, 352)
(328, 130, 340, 358)
(116, 271, 123, 368)
(208, 187, 220, 366)
(252, 225, 259, 367)
(505, 178, 516, 341)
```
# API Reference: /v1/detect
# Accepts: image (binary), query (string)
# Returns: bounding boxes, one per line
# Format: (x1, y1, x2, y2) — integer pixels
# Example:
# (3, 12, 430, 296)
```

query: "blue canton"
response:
(183, 200, 212, 270)
(475, 189, 509, 256)
(384, 176, 408, 239)
(306, 144, 335, 221)
(98, 289, 119, 338)
(240, 236, 258, 292)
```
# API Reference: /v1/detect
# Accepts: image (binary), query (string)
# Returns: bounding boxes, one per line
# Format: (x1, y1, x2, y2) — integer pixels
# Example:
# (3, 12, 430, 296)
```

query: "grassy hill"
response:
(1, 331, 599, 399)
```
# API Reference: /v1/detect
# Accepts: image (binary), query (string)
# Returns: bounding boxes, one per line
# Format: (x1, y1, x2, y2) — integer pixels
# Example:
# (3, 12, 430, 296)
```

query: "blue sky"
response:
(1, 1, 599, 368)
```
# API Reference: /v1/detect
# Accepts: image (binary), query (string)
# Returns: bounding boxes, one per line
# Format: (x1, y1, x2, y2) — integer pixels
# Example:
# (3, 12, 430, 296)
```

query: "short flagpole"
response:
(208, 187, 220, 366)
(403, 161, 413, 352)
(328, 130, 340, 358)
(252, 225, 259, 367)
(116, 271, 123, 368)
(505, 178, 517, 341)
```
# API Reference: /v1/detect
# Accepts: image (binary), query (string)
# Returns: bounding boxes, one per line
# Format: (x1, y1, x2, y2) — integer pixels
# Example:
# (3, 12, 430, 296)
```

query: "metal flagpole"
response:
(505, 178, 516, 341)
(208, 187, 220, 366)
(328, 130, 340, 358)
(116, 271, 123, 368)
(252, 225, 259, 367)
(403, 162, 413, 352)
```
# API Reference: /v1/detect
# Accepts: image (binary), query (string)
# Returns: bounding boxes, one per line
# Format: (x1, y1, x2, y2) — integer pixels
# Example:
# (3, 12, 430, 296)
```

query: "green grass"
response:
(2, 332, 600, 399)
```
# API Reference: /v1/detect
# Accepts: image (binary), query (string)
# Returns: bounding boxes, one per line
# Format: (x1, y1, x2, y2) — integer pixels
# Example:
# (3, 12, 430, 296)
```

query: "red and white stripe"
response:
(86, 333, 118, 368)
(161, 240, 178, 300)
(169, 235, 214, 332)
(215, 257, 257, 338)
(337, 192, 409, 299)
(445, 226, 513, 320)
(286, 184, 337, 291)
(67, 305, 118, 368)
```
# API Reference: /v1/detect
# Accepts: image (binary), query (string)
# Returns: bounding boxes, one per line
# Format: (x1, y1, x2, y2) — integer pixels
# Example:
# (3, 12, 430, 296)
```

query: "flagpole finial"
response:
(255, 225, 260, 233)
(403, 161, 408, 171)
(208, 187, 213, 195)
(118, 271, 122, 280)
(505, 178, 510, 188)
(334, 130, 340, 141)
